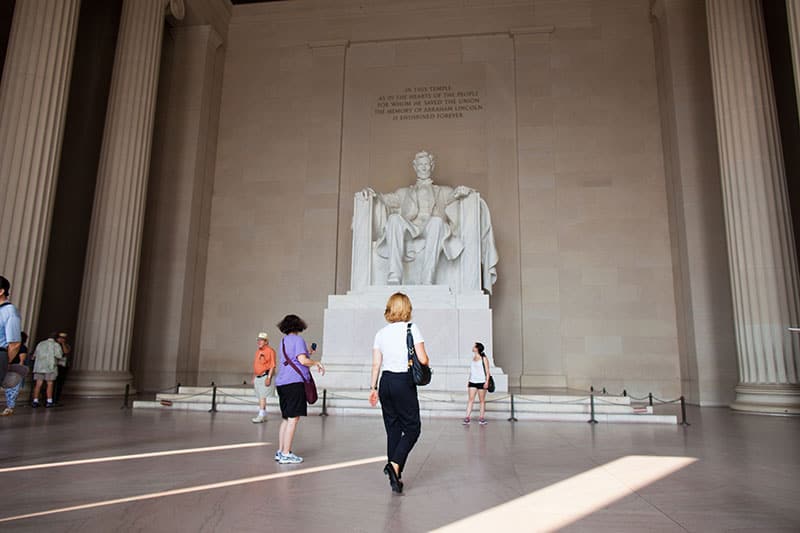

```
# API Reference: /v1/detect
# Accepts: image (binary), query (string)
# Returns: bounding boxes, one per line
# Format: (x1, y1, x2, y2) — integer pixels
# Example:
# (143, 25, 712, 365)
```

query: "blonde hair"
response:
(384, 292, 412, 323)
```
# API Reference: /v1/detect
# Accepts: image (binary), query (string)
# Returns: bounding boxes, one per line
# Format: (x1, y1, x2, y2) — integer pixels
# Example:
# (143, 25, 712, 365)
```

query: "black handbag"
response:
(407, 323, 431, 386)
(481, 355, 495, 393)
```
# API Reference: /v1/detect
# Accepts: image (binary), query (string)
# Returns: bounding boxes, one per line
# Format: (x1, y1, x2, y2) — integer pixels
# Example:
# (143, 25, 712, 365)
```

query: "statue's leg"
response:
(385, 214, 407, 284)
(421, 217, 446, 284)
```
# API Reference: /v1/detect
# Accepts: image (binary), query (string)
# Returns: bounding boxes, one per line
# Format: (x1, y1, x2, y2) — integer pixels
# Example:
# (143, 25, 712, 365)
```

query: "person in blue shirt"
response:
(1, 331, 28, 416)
(0, 276, 22, 391)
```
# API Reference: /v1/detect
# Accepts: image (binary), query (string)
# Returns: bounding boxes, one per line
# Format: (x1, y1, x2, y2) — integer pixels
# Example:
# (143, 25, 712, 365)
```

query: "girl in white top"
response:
(463, 342, 490, 425)
(369, 292, 430, 494)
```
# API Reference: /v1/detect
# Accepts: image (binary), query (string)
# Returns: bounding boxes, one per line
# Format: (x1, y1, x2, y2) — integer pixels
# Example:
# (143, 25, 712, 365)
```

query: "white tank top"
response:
(469, 356, 487, 383)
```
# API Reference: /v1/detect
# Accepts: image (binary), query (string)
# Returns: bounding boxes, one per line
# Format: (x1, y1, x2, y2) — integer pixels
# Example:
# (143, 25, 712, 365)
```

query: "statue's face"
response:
(413, 156, 433, 180)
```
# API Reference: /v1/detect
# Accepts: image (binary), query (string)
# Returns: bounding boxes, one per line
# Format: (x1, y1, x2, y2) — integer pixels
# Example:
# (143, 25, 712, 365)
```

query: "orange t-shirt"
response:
(253, 345, 276, 377)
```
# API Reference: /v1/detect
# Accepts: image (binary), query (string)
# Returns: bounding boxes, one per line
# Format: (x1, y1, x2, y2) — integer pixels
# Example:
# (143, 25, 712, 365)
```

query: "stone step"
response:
(149, 393, 640, 414)
(173, 386, 633, 405)
(133, 387, 677, 423)
(132, 399, 676, 424)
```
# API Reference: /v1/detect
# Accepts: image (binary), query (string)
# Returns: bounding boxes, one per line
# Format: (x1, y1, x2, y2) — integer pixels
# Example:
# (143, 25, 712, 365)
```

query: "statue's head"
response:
(412, 151, 435, 180)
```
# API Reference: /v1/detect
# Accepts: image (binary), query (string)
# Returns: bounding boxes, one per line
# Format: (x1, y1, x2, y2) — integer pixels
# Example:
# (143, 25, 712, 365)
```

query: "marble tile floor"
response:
(0, 400, 797, 532)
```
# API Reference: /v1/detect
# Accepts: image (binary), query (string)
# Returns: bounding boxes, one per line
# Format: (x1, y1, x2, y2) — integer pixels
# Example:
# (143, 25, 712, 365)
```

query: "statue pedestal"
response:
(319, 285, 507, 392)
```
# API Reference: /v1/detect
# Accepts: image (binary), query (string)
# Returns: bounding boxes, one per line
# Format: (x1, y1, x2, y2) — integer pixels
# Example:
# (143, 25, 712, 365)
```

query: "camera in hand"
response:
(311, 342, 317, 351)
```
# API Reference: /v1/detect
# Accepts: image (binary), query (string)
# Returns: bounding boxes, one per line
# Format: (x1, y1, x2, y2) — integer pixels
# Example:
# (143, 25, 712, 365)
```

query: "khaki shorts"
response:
(254, 374, 271, 399)
(34, 372, 57, 382)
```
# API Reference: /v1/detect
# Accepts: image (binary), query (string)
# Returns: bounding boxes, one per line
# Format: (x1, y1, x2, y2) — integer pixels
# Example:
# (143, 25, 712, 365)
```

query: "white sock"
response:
(259, 409, 266, 417)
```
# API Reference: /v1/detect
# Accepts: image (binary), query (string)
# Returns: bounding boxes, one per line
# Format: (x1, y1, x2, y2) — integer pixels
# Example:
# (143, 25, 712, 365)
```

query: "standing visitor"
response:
(463, 342, 490, 425)
(251, 331, 276, 423)
(0, 276, 22, 388)
(274, 314, 324, 464)
(1, 331, 28, 416)
(53, 332, 71, 404)
(368, 292, 430, 493)
(31, 333, 64, 408)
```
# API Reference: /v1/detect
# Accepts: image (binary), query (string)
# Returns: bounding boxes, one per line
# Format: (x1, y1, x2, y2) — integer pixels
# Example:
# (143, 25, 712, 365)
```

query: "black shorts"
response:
(277, 382, 307, 419)
(468, 382, 486, 389)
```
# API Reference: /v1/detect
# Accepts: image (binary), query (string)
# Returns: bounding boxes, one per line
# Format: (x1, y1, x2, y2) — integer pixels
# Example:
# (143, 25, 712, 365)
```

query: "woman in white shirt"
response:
(369, 292, 430, 494)
(463, 342, 490, 425)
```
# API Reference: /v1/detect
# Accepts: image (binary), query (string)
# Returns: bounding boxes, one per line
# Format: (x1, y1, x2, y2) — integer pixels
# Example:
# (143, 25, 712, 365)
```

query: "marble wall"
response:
(196, 0, 720, 398)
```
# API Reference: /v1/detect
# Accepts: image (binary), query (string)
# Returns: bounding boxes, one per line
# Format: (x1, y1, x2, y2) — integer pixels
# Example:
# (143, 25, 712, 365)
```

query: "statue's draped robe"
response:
(370, 183, 498, 293)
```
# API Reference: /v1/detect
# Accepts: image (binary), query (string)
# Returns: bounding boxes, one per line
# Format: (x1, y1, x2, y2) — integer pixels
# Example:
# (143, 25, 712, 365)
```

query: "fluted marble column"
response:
(71, 0, 184, 396)
(0, 0, 80, 333)
(788, 1, 800, 113)
(707, 0, 800, 414)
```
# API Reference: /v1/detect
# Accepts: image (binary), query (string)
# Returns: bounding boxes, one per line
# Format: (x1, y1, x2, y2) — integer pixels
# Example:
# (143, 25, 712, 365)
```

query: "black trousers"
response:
(54, 366, 69, 402)
(0, 348, 7, 385)
(378, 371, 421, 472)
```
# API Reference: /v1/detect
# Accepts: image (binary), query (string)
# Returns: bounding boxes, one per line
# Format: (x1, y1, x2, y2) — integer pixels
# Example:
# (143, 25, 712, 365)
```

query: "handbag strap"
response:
(406, 323, 416, 366)
(481, 354, 490, 380)
(282, 338, 309, 384)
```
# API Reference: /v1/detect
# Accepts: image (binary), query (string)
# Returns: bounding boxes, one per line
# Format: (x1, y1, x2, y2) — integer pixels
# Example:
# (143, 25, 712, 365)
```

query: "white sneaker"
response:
(278, 452, 303, 464)
(251, 414, 266, 424)
(0, 408, 13, 416)
(274, 450, 282, 461)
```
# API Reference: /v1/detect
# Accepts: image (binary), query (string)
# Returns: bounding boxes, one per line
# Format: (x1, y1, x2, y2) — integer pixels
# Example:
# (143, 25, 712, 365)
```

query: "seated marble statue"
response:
(357, 150, 498, 293)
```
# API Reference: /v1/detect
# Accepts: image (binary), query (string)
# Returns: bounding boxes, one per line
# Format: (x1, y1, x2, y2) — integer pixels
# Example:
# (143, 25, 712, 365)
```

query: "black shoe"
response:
(31, 401, 40, 408)
(383, 463, 403, 493)
(45, 402, 54, 408)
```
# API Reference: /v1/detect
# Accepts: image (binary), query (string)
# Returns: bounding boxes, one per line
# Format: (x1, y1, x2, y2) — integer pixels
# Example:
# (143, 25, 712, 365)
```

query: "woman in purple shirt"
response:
(274, 314, 325, 465)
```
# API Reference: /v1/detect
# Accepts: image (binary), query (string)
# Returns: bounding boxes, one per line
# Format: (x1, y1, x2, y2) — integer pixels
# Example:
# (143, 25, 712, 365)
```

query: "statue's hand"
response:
(454, 185, 474, 199)
(358, 187, 377, 200)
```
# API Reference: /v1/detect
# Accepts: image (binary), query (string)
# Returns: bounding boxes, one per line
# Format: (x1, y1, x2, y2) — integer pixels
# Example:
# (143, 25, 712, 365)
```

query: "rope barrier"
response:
(120, 384, 130, 410)
(209, 382, 217, 413)
(320, 389, 329, 417)
(588, 393, 598, 424)
(508, 394, 518, 422)
(579, 387, 690, 425)
(163, 389, 214, 403)
(679, 396, 690, 426)
(132, 383, 690, 426)
(120, 382, 185, 409)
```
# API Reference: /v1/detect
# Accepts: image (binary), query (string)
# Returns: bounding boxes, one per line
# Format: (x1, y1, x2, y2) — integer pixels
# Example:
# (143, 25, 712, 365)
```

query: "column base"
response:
(730, 383, 800, 415)
(65, 370, 136, 398)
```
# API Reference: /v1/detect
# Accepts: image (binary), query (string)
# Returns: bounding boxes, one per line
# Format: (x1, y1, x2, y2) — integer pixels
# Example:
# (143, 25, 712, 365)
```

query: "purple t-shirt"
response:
(275, 334, 311, 386)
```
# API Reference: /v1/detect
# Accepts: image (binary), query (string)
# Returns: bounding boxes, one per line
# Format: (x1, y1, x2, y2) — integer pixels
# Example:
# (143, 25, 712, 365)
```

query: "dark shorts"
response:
(468, 382, 486, 389)
(277, 382, 307, 419)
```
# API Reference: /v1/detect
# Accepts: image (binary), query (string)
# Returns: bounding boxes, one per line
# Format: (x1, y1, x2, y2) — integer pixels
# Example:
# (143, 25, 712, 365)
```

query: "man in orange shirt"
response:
(251, 332, 276, 423)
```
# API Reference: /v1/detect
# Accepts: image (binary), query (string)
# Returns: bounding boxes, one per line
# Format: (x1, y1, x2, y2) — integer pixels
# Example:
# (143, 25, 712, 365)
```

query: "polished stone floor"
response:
(0, 400, 798, 532)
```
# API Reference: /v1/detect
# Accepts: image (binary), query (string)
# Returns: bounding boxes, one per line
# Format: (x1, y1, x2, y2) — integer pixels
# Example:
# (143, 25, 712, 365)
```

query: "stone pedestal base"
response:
(319, 285, 507, 392)
(66, 370, 135, 398)
(730, 383, 800, 415)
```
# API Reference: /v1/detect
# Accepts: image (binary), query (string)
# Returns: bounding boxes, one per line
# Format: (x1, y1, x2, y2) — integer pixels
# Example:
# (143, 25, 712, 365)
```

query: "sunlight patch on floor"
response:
(433, 455, 697, 532)
(0, 442, 272, 473)
(0, 455, 386, 523)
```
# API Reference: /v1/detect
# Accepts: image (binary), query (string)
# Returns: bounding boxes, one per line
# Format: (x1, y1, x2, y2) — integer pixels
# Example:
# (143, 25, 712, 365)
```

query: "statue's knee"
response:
(386, 214, 406, 234)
